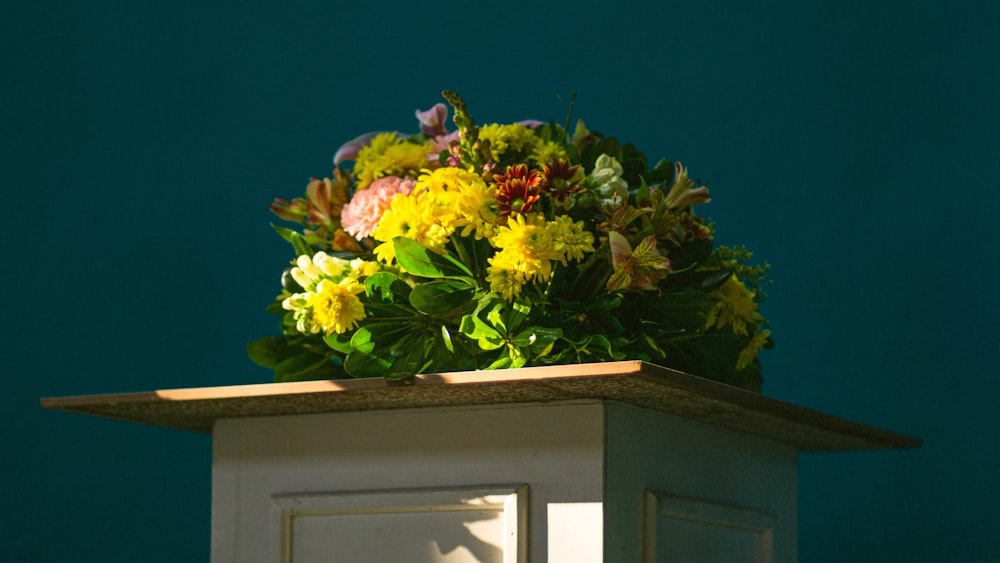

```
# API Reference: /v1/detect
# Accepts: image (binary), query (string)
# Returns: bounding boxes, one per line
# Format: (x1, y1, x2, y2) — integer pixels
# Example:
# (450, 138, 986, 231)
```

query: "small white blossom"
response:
(591, 154, 629, 205)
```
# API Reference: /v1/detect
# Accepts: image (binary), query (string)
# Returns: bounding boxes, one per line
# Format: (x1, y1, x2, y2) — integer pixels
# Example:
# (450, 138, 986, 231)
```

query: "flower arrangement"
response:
(249, 91, 772, 391)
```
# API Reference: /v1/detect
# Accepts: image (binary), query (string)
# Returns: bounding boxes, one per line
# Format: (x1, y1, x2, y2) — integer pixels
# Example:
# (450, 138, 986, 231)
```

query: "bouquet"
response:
(249, 91, 772, 391)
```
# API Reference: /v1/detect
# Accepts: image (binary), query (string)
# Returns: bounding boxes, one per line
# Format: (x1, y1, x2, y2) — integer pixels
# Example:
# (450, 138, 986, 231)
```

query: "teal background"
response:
(4, 0, 997, 560)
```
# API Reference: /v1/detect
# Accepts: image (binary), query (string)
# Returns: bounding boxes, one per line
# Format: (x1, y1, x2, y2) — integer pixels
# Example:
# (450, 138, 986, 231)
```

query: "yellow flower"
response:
(308, 279, 366, 335)
(349, 258, 381, 279)
(372, 192, 424, 262)
(280, 251, 372, 335)
(372, 241, 397, 265)
(416, 167, 489, 236)
(529, 140, 569, 167)
(486, 255, 525, 301)
(548, 215, 595, 264)
(418, 184, 462, 241)
(705, 274, 764, 336)
(454, 174, 499, 239)
(478, 123, 539, 160)
(491, 212, 558, 282)
(354, 133, 432, 189)
(737, 330, 771, 371)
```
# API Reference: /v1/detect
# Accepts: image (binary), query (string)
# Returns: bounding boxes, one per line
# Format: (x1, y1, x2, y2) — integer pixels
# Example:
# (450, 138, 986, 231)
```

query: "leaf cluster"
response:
(248, 92, 773, 391)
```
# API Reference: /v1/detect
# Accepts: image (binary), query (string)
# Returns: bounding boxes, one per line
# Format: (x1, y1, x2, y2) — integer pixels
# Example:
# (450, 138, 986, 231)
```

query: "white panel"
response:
(547, 502, 603, 563)
(212, 401, 606, 562)
(273, 486, 527, 563)
(644, 492, 775, 563)
(603, 402, 797, 562)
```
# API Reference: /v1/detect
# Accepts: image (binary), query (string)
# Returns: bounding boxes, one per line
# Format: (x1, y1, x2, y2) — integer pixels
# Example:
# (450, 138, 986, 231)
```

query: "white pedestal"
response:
(41, 361, 920, 562)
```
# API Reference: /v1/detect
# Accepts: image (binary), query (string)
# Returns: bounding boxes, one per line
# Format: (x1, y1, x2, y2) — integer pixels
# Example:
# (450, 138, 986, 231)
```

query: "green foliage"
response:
(251, 93, 773, 392)
(247, 335, 345, 382)
(271, 224, 314, 257)
(393, 236, 473, 280)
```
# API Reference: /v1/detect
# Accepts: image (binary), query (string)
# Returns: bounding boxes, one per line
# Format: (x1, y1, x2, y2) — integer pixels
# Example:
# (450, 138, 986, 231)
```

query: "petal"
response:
(415, 103, 449, 137)
(333, 132, 381, 164)
(608, 231, 632, 269)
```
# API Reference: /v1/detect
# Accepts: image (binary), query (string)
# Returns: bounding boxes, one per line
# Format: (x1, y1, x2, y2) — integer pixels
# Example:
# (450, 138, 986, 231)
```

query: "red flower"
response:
(543, 158, 584, 203)
(493, 164, 547, 219)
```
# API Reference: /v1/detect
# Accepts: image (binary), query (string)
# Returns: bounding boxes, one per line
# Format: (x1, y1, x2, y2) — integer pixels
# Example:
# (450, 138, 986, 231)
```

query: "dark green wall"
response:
(4, 1, 997, 560)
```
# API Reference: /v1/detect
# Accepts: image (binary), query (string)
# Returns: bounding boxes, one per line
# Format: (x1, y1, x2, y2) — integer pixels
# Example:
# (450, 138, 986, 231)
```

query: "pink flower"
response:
(340, 176, 416, 239)
(415, 103, 449, 137)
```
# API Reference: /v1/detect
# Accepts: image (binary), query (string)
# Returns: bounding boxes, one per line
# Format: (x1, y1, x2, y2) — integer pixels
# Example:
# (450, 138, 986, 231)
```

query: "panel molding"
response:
(643, 491, 776, 563)
(273, 485, 527, 563)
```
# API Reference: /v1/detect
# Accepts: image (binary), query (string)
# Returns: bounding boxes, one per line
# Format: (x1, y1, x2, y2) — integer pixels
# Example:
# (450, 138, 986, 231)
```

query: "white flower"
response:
(289, 251, 350, 290)
(314, 252, 350, 279)
(591, 154, 629, 205)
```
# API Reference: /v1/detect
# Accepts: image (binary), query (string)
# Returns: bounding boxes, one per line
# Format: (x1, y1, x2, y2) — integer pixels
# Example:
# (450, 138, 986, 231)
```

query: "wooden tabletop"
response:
(40, 360, 921, 452)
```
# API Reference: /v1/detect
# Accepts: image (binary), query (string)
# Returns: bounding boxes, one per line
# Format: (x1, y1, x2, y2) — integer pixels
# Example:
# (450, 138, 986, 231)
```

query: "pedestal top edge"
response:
(40, 360, 921, 451)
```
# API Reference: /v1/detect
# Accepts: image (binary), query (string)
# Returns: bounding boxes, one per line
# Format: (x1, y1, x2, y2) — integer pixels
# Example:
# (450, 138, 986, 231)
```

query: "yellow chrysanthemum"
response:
(486, 255, 526, 301)
(307, 279, 366, 335)
(456, 180, 499, 239)
(548, 215, 595, 264)
(705, 274, 764, 336)
(478, 123, 539, 159)
(349, 258, 381, 279)
(530, 140, 569, 167)
(354, 133, 432, 189)
(371, 194, 422, 263)
(414, 167, 498, 239)
(372, 241, 397, 265)
(370, 180, 457, 262)
(372, 192, 422, 241)
(418, 185, 462, 237)
(416, 166, 478, 193)
(282, 276, 366, 336)
(491, 213, 557, 283)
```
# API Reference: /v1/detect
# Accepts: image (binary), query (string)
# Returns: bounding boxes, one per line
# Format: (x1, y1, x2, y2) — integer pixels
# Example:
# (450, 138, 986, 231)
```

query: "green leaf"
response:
(274, 351, 337, 383)
(636, 176, 651, 204)
(271, 224, 314, 257)
(393, 237, 473, 279)
(621, 143, 648, 185)
(647, 159, 675, 185)
(668, 237, 714, 270)
(485, 353, 517, 370)
(323, 332, 353, 354)
(344, 330, 429, 379)
(247, 336, 294, 369)
(429, 330, 478, 373)
(511, 326, 562, 358)
(440, 324, 455, 353)
(509, 326, 555, 349)
(365, 272, 411, 303)
(349, 326, 377, 355)
(264, 294, 289, 315)
(409, 279, 476, 315)
(460, 313, 505, 350)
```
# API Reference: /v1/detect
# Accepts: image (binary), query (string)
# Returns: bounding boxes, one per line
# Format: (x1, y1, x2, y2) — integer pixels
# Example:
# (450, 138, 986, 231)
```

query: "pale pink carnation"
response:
(341, 176, 415, 239)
